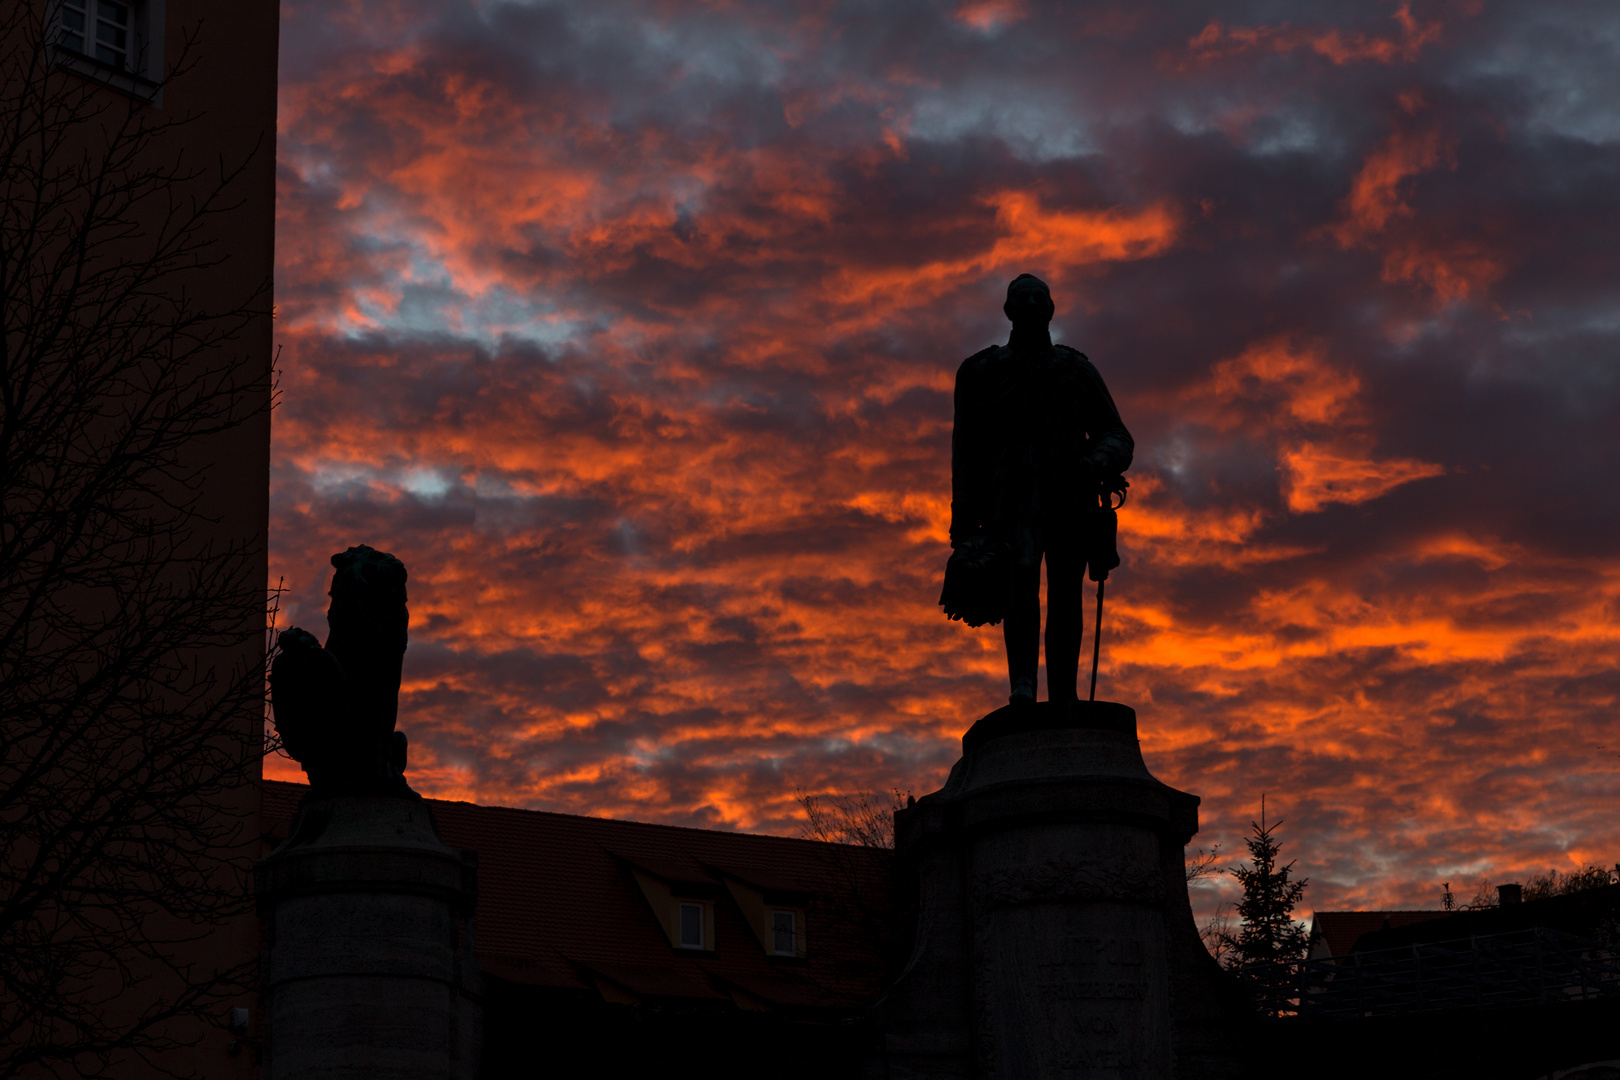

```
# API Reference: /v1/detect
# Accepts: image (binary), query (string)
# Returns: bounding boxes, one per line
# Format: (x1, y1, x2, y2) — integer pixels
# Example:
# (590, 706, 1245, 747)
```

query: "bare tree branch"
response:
(797, 788, 908, 850)
(1185, 842, 1222, 886)
(0, 6, 272, 1076)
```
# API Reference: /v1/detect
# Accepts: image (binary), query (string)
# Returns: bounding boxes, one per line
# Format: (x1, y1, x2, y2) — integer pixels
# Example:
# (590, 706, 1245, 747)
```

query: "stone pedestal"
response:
(256, 796, 482, 1080)
(876, 701, 1248, 1080)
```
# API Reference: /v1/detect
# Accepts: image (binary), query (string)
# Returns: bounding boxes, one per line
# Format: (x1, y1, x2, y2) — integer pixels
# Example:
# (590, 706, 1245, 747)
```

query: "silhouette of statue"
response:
(270, 545, 414, 797)
(940, 274, 1132, 706)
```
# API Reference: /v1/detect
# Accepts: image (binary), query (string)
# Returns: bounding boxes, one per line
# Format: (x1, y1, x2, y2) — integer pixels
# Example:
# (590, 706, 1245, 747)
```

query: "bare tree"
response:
(0, 6, 272, 1076)
(1199, 904, 1238, 966)
(1523, 863, 1620, 901)
(1463, 863, 1620, 911)
(798, 788, 909, 850)
(1465, 877, 1499, 910)
(1185, 842, 1222, 885)
(1183, 842, 1235, 961)
(796, 789, 910, 989)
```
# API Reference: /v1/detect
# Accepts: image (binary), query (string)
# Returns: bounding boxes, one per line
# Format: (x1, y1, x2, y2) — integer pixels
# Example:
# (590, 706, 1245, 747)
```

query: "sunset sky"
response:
(267, 0, 1620, 918)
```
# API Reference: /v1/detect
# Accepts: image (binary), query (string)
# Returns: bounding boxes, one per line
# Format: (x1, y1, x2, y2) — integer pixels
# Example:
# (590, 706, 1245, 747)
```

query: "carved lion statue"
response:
(270, 545, 413, 798)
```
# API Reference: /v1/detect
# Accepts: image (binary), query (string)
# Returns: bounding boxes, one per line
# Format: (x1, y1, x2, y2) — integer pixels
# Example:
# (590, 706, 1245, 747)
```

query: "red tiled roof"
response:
(1307, 910, 1450, 958)
(261, 780, 892, 1014)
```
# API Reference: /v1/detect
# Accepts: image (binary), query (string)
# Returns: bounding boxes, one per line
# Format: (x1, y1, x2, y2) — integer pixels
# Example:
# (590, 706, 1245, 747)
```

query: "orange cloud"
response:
(829, 192, 1180, 313)
(987, 190, 1180, 267)
(954, 0, 1028, 33)
(1184, 338, 1446, 514)
(1189, 4, 1443, 66)
(1118, 475, 1320, 569)
(1333, 129, 1450, 241)
(1207, 339, 1362, 426)
(1280, 442, 1445, 513)
(1378, 240, 1504, 304)
(1325, 126, 1504, 303)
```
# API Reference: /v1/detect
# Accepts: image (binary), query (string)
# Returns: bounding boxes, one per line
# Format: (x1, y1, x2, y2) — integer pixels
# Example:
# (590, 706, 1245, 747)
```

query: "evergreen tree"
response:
(1224, 796, 1309, 966)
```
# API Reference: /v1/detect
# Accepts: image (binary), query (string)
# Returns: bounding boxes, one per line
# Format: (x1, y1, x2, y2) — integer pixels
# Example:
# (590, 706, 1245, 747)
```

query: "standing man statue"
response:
(941, 274, 1133, 708)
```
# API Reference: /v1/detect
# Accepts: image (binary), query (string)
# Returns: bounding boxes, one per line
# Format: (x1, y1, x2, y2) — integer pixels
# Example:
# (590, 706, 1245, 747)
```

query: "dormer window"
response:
(771, 910, 796, 956)
(678, 902, 705, 949)
(706, 864, 809, 958)
(617, 854, 718, 953)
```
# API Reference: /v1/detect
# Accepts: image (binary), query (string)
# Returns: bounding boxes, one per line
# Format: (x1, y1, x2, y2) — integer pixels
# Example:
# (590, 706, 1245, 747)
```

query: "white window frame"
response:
(677, 901, 705, 950)
(771, 909, 797, 956)
(49, 0, 165, 106)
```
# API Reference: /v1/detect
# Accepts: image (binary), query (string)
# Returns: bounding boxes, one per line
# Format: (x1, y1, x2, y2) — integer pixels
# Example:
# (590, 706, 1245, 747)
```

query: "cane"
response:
(1088, 480, 1126, 702)
(1089, 576, 1105, 702)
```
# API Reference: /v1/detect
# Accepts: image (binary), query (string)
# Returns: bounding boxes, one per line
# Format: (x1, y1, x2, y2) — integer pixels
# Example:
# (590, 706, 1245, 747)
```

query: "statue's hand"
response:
(1084, 454, 1129, 497)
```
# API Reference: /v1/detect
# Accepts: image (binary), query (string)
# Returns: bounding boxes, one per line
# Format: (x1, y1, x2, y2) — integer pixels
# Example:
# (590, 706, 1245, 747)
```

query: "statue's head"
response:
(1003, 273, 1054, 326)
(327, 544, 409, 649)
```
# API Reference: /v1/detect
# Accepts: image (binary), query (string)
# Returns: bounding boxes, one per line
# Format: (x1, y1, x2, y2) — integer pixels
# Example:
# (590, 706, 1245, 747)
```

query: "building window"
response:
(51, 0, 163, 101)
(678, 902, 704, 949)
(772, 910, 796, 955)
(60, 1, 144, 71)
(58, 1, 90, 57)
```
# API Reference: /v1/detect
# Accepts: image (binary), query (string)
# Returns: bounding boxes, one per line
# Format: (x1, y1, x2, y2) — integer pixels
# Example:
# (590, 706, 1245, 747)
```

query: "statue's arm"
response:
(949, 353, 992, 546)
(1076, 355, 1133, 478)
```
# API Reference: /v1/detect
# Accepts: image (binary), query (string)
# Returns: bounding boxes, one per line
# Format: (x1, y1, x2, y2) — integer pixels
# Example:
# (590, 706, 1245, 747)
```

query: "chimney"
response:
(1498, 883, 1523, 905)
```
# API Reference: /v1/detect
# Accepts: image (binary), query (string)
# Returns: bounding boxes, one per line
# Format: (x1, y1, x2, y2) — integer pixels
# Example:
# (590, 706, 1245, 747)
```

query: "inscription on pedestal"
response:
(971, 857, 1163, 914)
(971, 872, 1170, 1079)
(879, 714, 1206, 1080)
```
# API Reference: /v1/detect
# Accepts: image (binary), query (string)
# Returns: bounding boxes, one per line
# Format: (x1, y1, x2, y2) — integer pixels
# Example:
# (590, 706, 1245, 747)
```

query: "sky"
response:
(267, 0, 1620, 918)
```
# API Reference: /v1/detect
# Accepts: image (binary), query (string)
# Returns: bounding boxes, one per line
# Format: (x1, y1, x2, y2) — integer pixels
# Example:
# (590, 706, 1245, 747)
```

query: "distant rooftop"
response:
(1307, 910, 1449, 959)
(261, 780, 892, 1015)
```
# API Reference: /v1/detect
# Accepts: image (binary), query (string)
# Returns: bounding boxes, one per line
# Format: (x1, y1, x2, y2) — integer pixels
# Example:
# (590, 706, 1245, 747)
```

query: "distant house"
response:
(1269, 889, 1620, 1080)
(1306, 883, 1620, 960)
(1352, 883, 1620, 952)
(1306, 909, 1450, 959)
(260, 780, 895, 1078)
